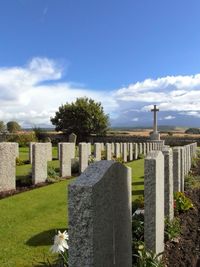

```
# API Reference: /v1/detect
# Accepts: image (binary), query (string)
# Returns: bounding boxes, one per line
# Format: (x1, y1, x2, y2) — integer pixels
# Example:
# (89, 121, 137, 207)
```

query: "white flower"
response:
(50, 230, 69, 253)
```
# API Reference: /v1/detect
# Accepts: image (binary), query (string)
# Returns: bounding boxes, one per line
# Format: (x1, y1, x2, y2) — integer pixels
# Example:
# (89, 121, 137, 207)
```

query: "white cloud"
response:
(2, 58, 200, 128)
(164, 116, 175, 120)
(0, 57, 118, 127)
(179, 111, 200, 118)
(131, 118, 139, 122)
(114, 74, 200, 114)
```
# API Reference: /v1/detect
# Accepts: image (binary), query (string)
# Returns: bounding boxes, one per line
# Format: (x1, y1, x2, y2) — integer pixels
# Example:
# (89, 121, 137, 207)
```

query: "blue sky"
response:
(1, 0, 200, 127)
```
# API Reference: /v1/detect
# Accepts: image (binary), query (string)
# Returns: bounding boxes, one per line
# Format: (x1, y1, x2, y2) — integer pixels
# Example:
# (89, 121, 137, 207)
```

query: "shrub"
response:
(134, 245, 164, 267)
(32, 127, 45, 141)
(101, 151, 106, 160)
(185, 128, 200, 134)
(133, 196, 144, 212)
(184, 174, 200, 190)
(7, 132, 37, 147)
(16, 157, 26, 166)
(132, 213, 144, 262)
(115, 157, 124, 164)
(165, 217, 181, 241)
(46, 166, 60, 183)
(174, 192, 193, 213)
(88, 155, 95, 164)
(138, 153, 145, 159)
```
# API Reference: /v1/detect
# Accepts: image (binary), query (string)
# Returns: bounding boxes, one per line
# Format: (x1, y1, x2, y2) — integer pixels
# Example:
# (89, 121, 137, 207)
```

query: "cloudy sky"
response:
(1, 0, 200, 128)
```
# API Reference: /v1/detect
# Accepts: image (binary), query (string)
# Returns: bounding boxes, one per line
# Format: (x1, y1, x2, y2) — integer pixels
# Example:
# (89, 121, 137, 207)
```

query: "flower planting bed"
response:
(163, 188, 200, 267)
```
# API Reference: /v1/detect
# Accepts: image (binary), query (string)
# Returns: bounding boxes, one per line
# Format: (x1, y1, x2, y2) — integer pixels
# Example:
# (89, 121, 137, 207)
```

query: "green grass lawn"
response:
(0, 147, 144, 266)
(126, 159, 144, 201)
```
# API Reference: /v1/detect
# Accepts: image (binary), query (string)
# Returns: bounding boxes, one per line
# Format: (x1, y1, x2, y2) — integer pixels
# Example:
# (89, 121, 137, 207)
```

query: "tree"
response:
(7, 121, 21, 133)
(51, 97, 109, 138)
(0, 121, 6, 133)
(185, 128, 200, 134)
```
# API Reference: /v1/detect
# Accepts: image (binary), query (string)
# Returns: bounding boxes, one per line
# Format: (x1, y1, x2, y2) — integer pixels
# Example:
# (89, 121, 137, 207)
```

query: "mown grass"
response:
(0, 146, 144, 266)
(126, 159, 144, 201)
(0, 179, 72, 267)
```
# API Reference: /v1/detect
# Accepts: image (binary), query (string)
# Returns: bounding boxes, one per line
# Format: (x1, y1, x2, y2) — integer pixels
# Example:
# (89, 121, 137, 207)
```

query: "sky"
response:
(1, 0, 200, 128)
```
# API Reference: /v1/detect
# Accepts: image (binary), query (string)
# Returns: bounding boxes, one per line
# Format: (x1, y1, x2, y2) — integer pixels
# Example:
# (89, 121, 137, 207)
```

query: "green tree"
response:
(51, 97, 109, 138)
(7, 121, 21, 133)
(185, 128, 200, 134)
(0, 121, 6, 132)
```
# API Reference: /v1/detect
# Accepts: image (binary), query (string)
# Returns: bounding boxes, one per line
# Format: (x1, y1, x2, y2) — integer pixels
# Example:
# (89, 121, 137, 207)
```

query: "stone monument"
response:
(150, 104, 160, 141)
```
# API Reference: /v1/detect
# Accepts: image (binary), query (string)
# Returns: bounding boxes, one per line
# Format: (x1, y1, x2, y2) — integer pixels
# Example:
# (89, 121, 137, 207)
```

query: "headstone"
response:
(101, 143, 105, 151)
(29, 142, 36, 164)
(179, 147, 185, 192)
(46, 142, 52, 161)
(0, 143, 17, 192)
(57, 143, 61, 160)
(146, 142, 150, 154)
(143, 143, 146, 156)
(79, 143, 88, 173)
(106, 143, 112, 160)
(173, 147, 181, 192)
(68, 161, 132, 267)
(134, 143, 138, 160)
(144, 151, 164, 254)
(128, 143, 133, 161)
(115, 143, 120, 158)
(60, 143, 73, 177)
(87, 143, 91, 156)
(32, 143, 48, 184)
(69, 133, 77, 144)
(111, 143, 115, 154)
(94, 143, 101, 161)
(122, 143, 128, 162)
(139, 143, 143, 154)
(162, 147, 174, 220)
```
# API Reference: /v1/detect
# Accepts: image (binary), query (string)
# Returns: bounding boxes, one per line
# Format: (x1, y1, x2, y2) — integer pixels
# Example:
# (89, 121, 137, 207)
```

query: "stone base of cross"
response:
(150, 132, 160, 141)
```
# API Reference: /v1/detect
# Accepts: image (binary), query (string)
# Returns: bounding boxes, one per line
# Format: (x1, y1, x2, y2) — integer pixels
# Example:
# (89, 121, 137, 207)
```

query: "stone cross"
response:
(151, 105, 159, 133)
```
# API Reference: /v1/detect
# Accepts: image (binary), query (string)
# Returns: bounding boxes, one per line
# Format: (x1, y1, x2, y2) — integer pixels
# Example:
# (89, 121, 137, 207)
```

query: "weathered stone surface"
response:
(173, 147, 181, 192)
(60, 143, 74, 177)
(29, 142, 36, 164)
(94, 143, 101, 161)
(32, 143, 48, 184)
(162, 147, 174, 220)
(111, 142, 115, 154)
(57, 143, 61, 160)
(146, 142, 150, 154)
(134, 143, 138, 160)
(128, 143, 133, 161)
(69, 133, 77, 143)
(101, 143, 105, 151)
(122, 143, 128, 162)
(46, 142, 52, 161)
(179, 147, 185, 192)
(105, 143, 112, 160)
(0, 143, 17, 192)
(115, 143, 120, 158)
(68, 161, 132, 267)
(143, 143, 146, 156)
(87, 143, 91, 156)
(79, 143, 88, 173)
(139, 143, 143, 154)
(144, 151, 164, 254)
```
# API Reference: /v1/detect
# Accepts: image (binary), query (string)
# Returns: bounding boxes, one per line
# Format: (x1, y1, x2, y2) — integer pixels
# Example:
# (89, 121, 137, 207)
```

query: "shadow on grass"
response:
(26, 228, 67, 246)
(16, 175, 32, 186)
(132, 181, 144, 186)
(132, 190, 144, 196)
